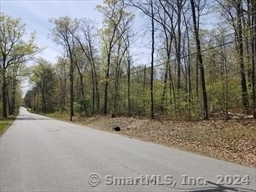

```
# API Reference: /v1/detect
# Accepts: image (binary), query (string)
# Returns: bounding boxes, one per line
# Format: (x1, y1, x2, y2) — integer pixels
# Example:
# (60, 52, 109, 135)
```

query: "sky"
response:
(1, 0, 104, 63)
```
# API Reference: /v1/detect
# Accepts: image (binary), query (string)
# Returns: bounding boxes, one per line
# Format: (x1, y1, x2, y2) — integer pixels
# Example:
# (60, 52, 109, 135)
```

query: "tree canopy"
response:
(1, 0, 256, 120)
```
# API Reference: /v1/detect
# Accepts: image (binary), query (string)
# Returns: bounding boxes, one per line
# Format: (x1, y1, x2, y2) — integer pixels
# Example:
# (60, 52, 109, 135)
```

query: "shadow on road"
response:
(15, 116, 50, 121)
(179, 181, 256, 192)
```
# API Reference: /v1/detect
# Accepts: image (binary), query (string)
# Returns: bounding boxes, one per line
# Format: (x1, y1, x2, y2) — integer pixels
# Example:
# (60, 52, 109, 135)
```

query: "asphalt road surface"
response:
(0, 107, 255, 192)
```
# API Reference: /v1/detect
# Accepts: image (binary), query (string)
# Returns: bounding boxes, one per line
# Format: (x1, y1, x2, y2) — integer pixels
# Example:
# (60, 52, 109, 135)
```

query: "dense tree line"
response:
(2, 0, 256, 120)
(0, 13, 40, 117)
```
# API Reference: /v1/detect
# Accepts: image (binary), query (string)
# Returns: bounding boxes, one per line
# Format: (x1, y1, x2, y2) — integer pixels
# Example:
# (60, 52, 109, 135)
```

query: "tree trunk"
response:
(7, 88, 11, 116)
(36, 92, 39, 114)
(252, 0, 256, 118)
(80, 74, 86, 111)
(11, 79, 17, 115)
(89, 40, 100, 114)
(88, 59, 96, 115)
(92, 61, 100, 113)
(150, 0, 155, 120)
(70, 56, 74, 121)
(76, 63, 86, 112)
(186, 24, 192, 120)
(127, 59, 131, 116)
(169, 60, 177, 118)
(42, 91, 47, 114)
(143, 65, 146, 112)
(104, 52, 111, 114)
(114, 62, 120, 114)
(237, 0, 249, 111)
(95, 77, 100, 113)
(59, 77, 65, 112)
(2, 66, 8, 118)
(91, 69, 95, 114)
(190, 0, 209, 120)
(161, 63, 168, 113)
(176, 0, 182, 89)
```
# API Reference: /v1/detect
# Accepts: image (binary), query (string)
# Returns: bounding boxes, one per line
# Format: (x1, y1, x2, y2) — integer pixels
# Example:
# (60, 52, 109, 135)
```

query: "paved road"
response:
(0, 108, 255, 192)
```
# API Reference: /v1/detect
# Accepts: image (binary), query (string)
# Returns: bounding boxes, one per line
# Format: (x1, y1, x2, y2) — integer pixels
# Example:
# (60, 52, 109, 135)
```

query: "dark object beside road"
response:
(113, 126, 121, 131)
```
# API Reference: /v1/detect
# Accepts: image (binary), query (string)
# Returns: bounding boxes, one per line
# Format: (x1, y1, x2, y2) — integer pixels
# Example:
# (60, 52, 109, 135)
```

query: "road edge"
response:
(0, 116, 18, 136)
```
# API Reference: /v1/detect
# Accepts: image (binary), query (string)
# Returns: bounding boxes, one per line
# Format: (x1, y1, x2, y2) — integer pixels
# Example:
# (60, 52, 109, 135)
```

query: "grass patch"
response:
(0, 121, 9, 133)
(46, 112, 70, 120)
(0, 115, 17, 135)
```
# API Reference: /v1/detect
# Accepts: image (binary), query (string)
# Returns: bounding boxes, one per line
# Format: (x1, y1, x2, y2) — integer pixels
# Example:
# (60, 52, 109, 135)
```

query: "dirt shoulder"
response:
(47, 113, 256, 168)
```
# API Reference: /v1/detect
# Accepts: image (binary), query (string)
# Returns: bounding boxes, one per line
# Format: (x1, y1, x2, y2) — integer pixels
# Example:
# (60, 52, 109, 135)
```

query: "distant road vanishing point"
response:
(0, 107, 255, 191)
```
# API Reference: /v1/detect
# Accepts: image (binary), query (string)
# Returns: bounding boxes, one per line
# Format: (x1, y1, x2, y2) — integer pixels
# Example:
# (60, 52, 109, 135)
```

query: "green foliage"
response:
(27, 58, 56, 113)
(75, 99, 91, 115)
(0, 13, 41, 68)
(0, 121, 9, 134)
(21, 0, 256, 120)
(0, 13, 40, 117)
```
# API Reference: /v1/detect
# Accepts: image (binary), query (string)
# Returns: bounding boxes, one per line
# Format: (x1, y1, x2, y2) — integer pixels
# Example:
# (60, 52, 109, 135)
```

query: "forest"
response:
(1, 0, 256, 121)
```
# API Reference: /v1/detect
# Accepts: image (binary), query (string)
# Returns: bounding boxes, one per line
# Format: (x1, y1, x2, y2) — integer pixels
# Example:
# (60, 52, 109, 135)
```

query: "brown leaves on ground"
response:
(50, 113, 256, 168)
